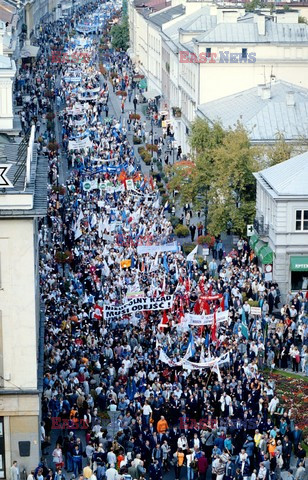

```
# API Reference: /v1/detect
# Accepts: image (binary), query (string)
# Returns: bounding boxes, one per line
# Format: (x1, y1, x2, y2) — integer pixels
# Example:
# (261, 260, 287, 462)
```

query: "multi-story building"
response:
(253, 151, 308, 300)
(129, 1, 308, 152)
(0, 126, 48, 478)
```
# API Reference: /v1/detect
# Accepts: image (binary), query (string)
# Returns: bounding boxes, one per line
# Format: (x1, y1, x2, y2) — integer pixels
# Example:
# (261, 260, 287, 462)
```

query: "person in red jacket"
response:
(198, 452, 208, 480)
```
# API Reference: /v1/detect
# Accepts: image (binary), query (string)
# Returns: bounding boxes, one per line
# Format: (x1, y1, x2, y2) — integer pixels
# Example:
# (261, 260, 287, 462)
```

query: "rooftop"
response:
(0, 131, 48, 217)
(196, 17, 308, 43)
(197, 81, 308, 142)
(148, 4, 185, 27)
(254, 150, 308, 197)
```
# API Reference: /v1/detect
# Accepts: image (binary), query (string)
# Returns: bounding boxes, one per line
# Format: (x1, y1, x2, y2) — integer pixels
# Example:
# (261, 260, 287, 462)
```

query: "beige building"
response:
(129, 1, 308, 152)
(0, 128, 48, 478)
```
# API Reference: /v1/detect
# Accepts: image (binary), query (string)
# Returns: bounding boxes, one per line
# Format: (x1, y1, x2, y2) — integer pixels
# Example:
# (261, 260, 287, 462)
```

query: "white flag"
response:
(103, 259, 110, 277)
(98, 218, 103, 239)
(187, 245, 198, 261)
(75, 223, 82, 240)
(211, 362, 222, 382)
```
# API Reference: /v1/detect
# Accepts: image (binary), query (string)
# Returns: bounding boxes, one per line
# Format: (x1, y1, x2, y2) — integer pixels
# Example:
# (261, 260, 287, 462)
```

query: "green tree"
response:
(167, 119, 225, 230)
(167, 119, 261, 236)
(208, 124, 260, 235)
(267, 132, 292, 166)
(111, 16, 129, 51)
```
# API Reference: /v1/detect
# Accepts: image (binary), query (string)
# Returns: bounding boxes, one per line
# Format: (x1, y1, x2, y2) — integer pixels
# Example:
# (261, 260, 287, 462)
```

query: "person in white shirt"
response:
(107, 449, 116, 466)
(105, 464, 118, 480)
(142, 401, 152, 425)
(268, 395, 279, 415)
(177, 434, 188, 451)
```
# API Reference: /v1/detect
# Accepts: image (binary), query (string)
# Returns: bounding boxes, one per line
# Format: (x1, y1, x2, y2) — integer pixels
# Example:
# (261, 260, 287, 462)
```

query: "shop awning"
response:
(139, 78, 147, 89)
(259, 245, 274, 265)
(254, 240, 266, 255)
(290, 256, 308, 272)
(249, 234, 259, 249)
(143, 88, 161, 99)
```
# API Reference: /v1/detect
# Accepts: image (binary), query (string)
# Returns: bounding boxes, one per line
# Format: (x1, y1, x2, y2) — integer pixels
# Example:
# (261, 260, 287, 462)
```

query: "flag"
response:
(102, 259, 110, 277)
(187, 331, 196, 357)
(175, 261, 179, 281)
(187, 245, 198, 262)
(163, 253, 169, 273)
(200, 346, 205, 363)
(158, 310, 169, 331)
(241, 308, 249, 339)
(153, 197, 160, 209)
(178, 298, 184, 324)
(74, 223, 82, 240)
(93, 304, 103, 320)
(211, 312, 217, 342)
(211, 362, 222, 382)
(204, 332, 210, 348)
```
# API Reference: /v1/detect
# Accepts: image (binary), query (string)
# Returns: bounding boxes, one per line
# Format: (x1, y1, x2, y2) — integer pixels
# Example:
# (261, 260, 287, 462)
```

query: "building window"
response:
(295, 210, 308, 231)
(242, 48, 248, 59)
(206, 48, 211, 58)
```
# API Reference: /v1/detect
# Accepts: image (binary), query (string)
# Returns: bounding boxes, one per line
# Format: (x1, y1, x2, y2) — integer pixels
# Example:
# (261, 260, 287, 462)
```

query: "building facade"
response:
(254, 151, 308, 300)
(129, 1, 308, 153)
(0, 128, 47, 478)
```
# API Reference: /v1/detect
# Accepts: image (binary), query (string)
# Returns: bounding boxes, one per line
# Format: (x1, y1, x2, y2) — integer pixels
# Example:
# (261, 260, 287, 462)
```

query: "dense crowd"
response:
(12, 2, 308, 480)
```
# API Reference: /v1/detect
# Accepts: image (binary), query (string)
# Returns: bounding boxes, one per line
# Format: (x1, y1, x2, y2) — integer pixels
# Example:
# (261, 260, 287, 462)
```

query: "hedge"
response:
(175, 224, 190, 237)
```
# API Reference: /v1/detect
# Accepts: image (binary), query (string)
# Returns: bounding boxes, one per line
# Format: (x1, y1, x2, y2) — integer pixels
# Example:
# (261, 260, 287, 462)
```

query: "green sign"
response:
(290, 256, 308, 272)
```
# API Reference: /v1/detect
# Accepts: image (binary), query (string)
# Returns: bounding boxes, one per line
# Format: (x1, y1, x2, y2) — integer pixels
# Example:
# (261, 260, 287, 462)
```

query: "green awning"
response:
(259, 245, 274, 265)
(249, 234, 259, 248)
(139, 78, 147, 89)
(290, 256, 308, 272)
(254, 240, 266, 255)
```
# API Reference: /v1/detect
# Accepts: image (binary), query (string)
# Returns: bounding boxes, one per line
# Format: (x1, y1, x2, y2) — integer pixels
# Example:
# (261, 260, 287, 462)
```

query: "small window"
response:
(206, 48, 211, 58)
(295, 210, 308, 231)
(242, 48, 248, 59)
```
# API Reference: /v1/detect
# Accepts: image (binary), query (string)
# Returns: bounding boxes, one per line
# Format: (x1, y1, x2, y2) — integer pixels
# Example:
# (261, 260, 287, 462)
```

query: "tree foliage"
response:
(111, 15, 129, 51)
(267, 132, 292, 167)
(167, 119, 262, 236)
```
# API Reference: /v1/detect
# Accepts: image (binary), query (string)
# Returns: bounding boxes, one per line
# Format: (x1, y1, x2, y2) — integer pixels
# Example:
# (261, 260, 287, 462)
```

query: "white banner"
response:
(73, 117, 87, 127)
(68, 136, 92, 150)
(183, 310, 229, 326)
(159, 349, 230, 371)
(103, 295, 174, 320)
(137, 241, 178, 255)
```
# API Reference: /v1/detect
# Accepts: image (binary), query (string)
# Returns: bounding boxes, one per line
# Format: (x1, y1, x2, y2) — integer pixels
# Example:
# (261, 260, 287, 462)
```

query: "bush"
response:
(143, 155, 152, 165)
(156, 181, 163, 189)
(146, 144, 159, 152)
(55, 250, 73, 264)
(47, 120, 55, 131)
(133, 136, 142, 145)
(138, 146, 145, 154)
(161, 193, 169, 205)
(116, 90, 127, 96)
(197, 234, 215, 247)
(182, 243, 196, 254)
(48, 141, 59, 151)
(170, 216, 180, 228)
(158, 187, 166, 195)
(247, 299, 260, 307)
(130, 113, 141, 120)
(175, 224, 190, 238)
(195, 255, 205, 266)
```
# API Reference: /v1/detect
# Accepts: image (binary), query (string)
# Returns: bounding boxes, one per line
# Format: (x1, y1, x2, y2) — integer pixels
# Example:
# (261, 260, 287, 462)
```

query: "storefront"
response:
(290, 256, 308, 291)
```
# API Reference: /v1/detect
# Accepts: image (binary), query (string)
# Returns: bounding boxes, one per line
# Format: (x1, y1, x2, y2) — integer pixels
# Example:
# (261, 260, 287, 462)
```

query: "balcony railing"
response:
(254, 218, 269, 236)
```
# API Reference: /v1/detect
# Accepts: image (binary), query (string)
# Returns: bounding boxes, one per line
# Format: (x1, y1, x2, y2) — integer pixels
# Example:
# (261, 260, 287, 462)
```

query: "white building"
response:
(129, 1, 308, 153)
(0, 20, 16, 132)
(197, 80, 308, 146)
(0, 128, 48, 477)
(253, 151, 308, 300)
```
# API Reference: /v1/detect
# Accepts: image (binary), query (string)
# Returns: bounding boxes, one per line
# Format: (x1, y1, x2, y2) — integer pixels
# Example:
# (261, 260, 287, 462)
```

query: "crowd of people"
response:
(12, 1, 308, 480)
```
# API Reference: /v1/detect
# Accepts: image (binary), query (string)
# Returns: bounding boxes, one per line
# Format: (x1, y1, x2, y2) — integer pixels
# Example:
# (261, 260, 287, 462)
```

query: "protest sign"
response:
(103, 295, 174, 320)
(137, 241, 178, 255)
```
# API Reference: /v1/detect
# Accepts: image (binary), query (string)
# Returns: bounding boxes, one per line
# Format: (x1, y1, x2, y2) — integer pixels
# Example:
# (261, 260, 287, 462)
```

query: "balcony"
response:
(254, 217, 269, 236)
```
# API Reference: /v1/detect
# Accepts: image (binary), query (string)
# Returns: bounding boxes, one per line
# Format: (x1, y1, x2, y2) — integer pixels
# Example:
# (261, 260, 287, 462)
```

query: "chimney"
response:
(286, 91, 295, 107)
(261, 86, 271, 100)
(257, 84, 265, 96)
(257, 15, 266, 35)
